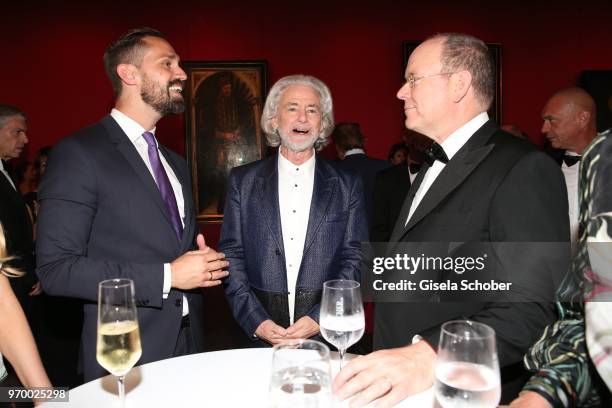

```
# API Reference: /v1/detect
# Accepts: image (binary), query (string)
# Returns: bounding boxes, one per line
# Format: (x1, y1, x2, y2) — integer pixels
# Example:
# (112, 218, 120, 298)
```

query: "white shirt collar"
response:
(440, 112, 489, 160)
(278, 149, 316, 177)
(110, 108, 156, 145)
(345, 148, 365, 157)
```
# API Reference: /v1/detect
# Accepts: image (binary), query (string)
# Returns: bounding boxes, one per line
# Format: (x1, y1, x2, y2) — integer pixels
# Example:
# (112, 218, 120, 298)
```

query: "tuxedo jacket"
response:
(375, 120, 570, 369)
(335, 153, 389, 225)
(220, 154, 367, 339)
(36, 115, 203, 381)
(370, 163, 411, 242)
(0, 166, 37, 301)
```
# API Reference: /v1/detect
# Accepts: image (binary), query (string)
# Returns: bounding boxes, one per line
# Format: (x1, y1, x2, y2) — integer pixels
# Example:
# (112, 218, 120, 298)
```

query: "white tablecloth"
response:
(44, 348, 433, 407)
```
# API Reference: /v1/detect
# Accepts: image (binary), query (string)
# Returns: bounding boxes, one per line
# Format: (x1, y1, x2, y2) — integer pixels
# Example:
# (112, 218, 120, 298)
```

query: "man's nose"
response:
(397, 82, 411, 101)
(541, 121, 550, 133)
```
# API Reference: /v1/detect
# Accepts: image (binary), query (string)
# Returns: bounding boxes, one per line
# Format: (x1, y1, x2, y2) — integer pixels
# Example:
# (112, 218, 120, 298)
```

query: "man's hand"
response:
(286, 316, 319, 339)
(29, 282, 43, 296)
(333, 341, 436, 408)
(504, 391, 552, 408)
(255, 319, 288, 345)
(170, 234, 229, 289)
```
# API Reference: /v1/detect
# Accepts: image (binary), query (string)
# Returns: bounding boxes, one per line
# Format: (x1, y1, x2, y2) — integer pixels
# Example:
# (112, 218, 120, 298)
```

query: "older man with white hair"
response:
(220, 75, 367, 345)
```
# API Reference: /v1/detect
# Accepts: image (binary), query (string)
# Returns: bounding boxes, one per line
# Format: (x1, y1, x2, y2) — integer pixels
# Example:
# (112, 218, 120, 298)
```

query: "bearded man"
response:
(220, 75, 367, 346)
(36, 27, 229, 381)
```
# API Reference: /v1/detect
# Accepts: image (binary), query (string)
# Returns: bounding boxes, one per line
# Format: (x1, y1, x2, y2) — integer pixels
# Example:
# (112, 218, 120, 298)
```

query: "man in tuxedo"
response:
(541, 87, 598, 248)
(36, 27, 228, 381)
(334, 33, 569, 406)
(332, 122, 389, 226)
(220, 75, 367, 345)
(0, 105, 41, 316)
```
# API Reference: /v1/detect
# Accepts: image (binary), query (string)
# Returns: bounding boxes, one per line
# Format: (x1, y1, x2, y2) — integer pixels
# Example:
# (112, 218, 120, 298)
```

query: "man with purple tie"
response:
(36, 27, 228, 381)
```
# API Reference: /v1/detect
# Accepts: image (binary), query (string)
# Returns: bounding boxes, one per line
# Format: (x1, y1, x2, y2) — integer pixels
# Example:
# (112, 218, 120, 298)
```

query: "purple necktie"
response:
(142, 131, 183, 240)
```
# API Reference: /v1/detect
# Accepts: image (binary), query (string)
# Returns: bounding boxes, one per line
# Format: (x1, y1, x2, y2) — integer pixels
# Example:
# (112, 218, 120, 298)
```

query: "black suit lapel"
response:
(392, 120, 497, 242)
(257, 156, 285, 255)
(388, 162, 430, 243)
(303, 156, 336, 255)
(101, 116, 179, 244)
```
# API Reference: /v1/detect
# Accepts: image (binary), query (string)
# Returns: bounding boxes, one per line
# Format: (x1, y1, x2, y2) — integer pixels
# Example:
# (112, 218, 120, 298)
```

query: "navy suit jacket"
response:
(220, 153, 368, 339)
(36, 115, 203, 381)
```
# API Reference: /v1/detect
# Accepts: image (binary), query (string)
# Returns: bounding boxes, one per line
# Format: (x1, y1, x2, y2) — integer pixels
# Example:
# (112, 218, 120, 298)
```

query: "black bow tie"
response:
(563, 155, 581, 167)
(424, 143, 449, 166)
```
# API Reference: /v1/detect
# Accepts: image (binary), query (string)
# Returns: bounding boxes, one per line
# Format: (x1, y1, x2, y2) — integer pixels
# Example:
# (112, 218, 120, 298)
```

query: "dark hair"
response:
(0, 104, 26, 127)
(431, 33, 495, 109)
(388, 143, 408, 162)
(103, 27, 166, 96)
(331, 122, 365, 152)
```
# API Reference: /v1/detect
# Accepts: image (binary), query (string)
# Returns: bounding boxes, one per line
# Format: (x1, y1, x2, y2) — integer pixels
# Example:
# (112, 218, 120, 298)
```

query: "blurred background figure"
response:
(501, 124, 530, 140)
(0, 223, 52, 402)
(332, 122, 389, 225)
(387, 142, 408, 165)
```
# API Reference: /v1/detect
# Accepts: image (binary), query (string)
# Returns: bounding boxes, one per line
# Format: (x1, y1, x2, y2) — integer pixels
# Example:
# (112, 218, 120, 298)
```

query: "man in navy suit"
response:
(220, 75, 367, 345)
(36, 27, 229, 381)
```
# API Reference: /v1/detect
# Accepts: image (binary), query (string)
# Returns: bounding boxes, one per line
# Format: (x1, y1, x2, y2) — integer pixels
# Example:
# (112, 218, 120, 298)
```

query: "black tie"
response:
(563, 155, 581, 167)
(409, 163, 422, 174)
(424, 143, 449, 165)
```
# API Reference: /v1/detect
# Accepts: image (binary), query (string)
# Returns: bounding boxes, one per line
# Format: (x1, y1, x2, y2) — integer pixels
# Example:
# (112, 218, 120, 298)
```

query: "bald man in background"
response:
(541, 87, 598, 248)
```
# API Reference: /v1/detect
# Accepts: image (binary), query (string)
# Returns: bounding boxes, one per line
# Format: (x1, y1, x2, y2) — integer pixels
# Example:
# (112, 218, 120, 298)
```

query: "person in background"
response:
(541, 87, 598, 249)
(387, 143, 408, 165)
(0, 223, 51, 405)
(221, 75, 367, 346)
(333, 122, 389, 225)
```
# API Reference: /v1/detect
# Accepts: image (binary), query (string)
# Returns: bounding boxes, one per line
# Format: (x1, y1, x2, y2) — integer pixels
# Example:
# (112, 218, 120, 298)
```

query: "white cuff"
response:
(162, 263, 171, 299)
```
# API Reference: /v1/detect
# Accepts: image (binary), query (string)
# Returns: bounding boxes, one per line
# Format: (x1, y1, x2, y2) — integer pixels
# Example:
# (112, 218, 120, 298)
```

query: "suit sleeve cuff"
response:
(163, 263, 171, 299)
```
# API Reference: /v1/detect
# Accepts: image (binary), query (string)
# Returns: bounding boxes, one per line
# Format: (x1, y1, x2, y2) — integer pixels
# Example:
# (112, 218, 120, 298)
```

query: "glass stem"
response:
(118, 375, 126, 408)
(339, 348, 346, 370)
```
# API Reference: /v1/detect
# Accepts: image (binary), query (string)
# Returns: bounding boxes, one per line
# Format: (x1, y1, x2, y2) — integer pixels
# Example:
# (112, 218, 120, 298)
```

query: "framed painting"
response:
(402, 40, 502, 124)
(183, 61, 268, 223)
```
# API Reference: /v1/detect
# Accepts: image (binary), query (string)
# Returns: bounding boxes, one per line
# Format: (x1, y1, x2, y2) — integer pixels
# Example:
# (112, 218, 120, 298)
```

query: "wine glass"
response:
(269, 339, 332, 408)
(319, 279, 365, 369)
(435, 320, 501, 408)
(96, 279, 142, 408)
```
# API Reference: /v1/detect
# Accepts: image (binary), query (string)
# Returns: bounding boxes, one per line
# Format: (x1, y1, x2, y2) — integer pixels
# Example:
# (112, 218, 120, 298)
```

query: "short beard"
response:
(141, 76, 185, 116)
(278, 129, 318, 153)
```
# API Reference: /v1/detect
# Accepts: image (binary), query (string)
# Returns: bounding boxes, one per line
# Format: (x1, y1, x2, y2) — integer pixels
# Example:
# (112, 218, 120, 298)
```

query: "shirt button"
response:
(294, 184, 298, 187)
(293, 210, 296, 213)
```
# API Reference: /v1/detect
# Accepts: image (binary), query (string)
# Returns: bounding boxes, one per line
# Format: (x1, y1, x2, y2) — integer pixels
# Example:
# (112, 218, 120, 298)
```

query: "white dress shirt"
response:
(0, 160, 16, 190)
(561, 151, 580, 251)
(110, 109, 188, 316)
(406, 112, 489, 225)
(278, 150, 316, 324)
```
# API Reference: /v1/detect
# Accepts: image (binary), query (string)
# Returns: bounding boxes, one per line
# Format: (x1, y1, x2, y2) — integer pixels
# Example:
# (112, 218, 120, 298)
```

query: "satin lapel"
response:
(388, 162, 431, 244)
(303, 157, 336, 255)
(258, 157, 284, 254)
(398, 120, 498, 240)
(101, 116, 176, 238)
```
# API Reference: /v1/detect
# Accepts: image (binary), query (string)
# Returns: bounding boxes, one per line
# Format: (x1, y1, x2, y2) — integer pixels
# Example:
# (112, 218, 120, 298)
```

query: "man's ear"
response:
(116, 64, 139, 87)
(271, 116, 278, 132)
(576, 110, 591, 128)
(451, 70, 472, 103)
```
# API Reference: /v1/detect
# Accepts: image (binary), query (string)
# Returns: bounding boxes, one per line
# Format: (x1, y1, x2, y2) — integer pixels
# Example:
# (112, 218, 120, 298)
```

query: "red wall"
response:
(2, 0, 611, 241)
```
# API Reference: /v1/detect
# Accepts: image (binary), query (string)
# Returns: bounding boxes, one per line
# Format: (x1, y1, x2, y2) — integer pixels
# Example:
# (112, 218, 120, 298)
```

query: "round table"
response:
(45, 348, 434, 407)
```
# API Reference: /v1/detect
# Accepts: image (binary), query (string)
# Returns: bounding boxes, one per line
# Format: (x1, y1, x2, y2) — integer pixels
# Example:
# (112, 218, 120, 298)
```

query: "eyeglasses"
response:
(404, 72, 456, 89)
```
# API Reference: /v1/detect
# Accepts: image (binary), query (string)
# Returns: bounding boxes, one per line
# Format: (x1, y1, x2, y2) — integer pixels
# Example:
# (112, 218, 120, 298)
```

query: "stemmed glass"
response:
(319, 279, 365, 369)
(96, 279, 142, 408)
(269, 339, 332, 408)
(434, 320, 501, 408)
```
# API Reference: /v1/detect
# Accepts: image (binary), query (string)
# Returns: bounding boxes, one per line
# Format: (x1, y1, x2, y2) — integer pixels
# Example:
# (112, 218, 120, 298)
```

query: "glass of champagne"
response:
(96, 279, 142, 408)
(269, 339, 332, 408)
(435, 320, 501, 408)
(319, 279, 365, 369)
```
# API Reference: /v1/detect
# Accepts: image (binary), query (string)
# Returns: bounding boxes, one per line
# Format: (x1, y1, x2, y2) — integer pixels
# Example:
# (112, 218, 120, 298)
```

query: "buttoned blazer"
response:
(220, 154, 368, 338)
(36, 115, 203, 381)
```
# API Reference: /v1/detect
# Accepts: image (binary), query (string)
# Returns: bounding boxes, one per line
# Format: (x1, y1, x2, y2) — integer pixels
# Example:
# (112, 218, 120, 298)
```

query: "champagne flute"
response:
(435, 320, 501, 408)
(269, 339, 332, 408)
(319, 279, 365, 369)
(96, 279, 142, 408)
